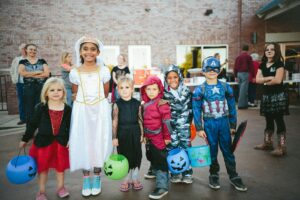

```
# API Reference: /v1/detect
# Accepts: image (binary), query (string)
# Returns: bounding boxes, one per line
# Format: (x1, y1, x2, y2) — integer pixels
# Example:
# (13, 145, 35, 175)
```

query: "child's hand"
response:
(197, 130, 207, 138)
(112, 138, 119, 146)
(140, 136, 145, 143)
(164, 140, 171, 145)
(230, 129, 236, 135)
(71, 93, 76, 101)
(158, 99, 169, 106)
(19, 141, 27, 148)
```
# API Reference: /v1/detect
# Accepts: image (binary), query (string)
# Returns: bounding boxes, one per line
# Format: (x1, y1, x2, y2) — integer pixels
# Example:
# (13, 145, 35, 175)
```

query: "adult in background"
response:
(10, 43, 27, 125)
(111, 54, 130, 102)
(234, 44, 254, 109)
(214, 53, 228, 80)
(254, 43, 289, 156)
(60, 52, 74, 106)
(19, 44, 50, 128)
(248, 53, 260, 107)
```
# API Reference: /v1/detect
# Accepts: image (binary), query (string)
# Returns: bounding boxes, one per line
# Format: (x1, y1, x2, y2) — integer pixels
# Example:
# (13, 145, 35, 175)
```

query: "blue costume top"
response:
(192, 80, 237, 131)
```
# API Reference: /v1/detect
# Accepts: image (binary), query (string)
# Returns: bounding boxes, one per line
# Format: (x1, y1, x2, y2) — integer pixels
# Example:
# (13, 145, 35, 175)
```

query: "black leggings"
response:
(265, 113, 286, 134)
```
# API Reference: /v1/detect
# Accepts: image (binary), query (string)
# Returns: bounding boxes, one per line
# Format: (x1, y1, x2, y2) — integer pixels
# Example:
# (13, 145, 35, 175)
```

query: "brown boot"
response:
(270, 134, 287, 156)
(254, 130, 274, 150)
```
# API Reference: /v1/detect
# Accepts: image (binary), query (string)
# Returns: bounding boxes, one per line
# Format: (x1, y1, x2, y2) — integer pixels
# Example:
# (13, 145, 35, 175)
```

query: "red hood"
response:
(140, 76, 164, 103)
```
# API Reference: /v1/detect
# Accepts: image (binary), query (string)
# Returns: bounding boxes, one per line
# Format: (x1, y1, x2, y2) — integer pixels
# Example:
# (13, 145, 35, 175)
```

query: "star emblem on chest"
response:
(211, 86, 220, 94)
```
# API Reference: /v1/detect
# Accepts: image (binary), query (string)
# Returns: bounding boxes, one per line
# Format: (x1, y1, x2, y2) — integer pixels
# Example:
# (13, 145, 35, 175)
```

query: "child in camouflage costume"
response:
(164, 64, 193, 184)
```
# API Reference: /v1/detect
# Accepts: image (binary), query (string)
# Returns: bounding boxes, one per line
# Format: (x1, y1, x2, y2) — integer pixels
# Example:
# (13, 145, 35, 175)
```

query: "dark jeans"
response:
(248, 82, 257, 104)
(16, 83, 25, 121)
(237, 72, 249, 108)
(265, 113, 286, 133)
(147, 142, 169, 190)
(24, 83, 43, 128)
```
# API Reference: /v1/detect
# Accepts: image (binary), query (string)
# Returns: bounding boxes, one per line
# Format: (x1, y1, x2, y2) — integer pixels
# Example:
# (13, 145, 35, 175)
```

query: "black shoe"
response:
(149, 188, 168, 199)
(170, 174, 181, 183)
(209, 174, 220, 190)
(182, 175, 193, 184)
(230, 176, 247, 192)
(17, 120, 26, 125)
(144, 169, 156, 179)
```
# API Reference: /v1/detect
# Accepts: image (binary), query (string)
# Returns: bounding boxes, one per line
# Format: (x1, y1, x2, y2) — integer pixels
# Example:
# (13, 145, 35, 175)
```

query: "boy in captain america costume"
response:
(192, 56, 247, 192)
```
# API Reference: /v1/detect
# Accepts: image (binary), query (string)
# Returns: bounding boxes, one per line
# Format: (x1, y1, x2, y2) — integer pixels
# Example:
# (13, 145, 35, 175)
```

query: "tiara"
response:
(79, 36, 100, 47)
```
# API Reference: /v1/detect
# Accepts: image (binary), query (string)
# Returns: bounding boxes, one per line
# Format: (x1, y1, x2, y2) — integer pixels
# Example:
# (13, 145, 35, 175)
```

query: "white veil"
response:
(74, 36, 105, 67)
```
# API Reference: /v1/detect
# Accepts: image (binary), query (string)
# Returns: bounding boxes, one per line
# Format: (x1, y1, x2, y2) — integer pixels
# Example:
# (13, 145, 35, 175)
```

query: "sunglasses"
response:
(204, 67, 220, 73)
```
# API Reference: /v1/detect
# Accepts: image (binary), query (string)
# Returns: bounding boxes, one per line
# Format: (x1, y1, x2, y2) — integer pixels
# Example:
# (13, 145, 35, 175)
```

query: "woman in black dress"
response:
(254, 43, 289, 156)
(112, 76, 143, 191)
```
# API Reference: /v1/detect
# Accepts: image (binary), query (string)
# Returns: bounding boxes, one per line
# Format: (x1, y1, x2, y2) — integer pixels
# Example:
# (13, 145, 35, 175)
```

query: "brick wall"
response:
(0, 0, 272, 74)
(2, 0, 299, 114)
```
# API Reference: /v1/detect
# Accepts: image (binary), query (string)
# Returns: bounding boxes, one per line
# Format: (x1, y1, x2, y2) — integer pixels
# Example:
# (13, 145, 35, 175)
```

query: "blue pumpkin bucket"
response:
(167, 148, 190, 174)
(6, 149, 37, 184)
(187, 139, 211, 168)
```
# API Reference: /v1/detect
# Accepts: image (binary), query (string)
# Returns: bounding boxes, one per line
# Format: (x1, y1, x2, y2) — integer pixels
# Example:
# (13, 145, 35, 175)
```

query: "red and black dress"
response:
(29, 109, 70, 173)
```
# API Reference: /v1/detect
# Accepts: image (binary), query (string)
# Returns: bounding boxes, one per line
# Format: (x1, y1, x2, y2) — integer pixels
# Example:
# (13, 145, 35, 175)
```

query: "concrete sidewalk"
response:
(0, 107, 300, 200)
(0, 111, 25, 137)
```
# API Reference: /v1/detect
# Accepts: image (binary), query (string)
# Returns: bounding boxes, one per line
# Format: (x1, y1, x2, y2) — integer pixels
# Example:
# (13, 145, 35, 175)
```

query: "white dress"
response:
(69, 66, 112, 171)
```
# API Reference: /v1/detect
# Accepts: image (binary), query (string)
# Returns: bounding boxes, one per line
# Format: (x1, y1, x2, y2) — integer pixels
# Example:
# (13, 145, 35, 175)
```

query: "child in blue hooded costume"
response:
(192, 57, 247, 192)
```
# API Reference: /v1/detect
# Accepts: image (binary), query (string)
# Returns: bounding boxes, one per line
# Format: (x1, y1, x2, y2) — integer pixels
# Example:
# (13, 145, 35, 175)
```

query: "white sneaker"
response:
(91, 175, 101, 196)
(82, 176, 92, 197)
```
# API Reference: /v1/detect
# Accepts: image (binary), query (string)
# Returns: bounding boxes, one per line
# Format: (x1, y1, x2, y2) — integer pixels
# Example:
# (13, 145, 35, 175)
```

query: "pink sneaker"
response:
(36, 192, 47, 200)
(57, 187, 70, 198)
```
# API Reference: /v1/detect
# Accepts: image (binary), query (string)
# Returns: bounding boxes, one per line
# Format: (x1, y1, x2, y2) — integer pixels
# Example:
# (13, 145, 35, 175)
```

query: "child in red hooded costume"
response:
(141, 76, 171, 199)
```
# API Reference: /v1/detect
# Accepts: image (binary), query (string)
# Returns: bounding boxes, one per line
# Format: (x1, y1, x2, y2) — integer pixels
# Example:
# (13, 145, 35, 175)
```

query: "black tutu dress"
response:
(115, 98, 142, 169)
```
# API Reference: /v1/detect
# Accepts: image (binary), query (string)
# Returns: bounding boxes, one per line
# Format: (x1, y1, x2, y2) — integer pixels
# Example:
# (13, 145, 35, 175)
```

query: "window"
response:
(176, 45, 228, 69)
(128, 45, 151, 72)
(102, 46, 120, 67)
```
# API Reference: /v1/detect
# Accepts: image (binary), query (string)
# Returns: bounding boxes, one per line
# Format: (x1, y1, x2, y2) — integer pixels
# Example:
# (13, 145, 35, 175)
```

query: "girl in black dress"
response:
(254, 43, 289, 156)
(112, 76, 144, 191)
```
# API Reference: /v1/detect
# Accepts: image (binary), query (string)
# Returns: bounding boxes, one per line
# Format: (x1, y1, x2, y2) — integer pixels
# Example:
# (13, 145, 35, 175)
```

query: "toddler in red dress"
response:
(19, 77, 72, 200)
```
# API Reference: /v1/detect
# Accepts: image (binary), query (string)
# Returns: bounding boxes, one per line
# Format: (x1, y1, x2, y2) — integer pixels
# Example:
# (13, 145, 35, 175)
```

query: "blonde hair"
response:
(40, 77, 67, 104)
(118, 54, 127, 63)
(117, 76, 134, 88)
(61, 52, 71, 64)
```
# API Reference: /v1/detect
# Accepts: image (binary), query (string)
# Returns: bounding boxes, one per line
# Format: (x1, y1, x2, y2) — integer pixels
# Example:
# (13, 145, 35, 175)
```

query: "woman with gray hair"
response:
(248, 53, 260, 107)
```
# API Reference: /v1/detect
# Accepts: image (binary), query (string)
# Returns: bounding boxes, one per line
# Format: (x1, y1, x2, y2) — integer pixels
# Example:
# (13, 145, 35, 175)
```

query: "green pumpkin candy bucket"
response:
(104, 154, 129, 180)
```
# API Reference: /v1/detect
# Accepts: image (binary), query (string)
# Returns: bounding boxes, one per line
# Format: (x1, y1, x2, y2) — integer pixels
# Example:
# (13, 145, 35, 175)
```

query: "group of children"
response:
(18, 36, 247, 200)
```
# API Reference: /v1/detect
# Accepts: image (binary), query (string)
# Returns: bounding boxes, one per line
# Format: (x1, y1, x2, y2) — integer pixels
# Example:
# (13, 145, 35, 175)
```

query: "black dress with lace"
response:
(115, 98, 142, 169)
(259, 61, 289, 116)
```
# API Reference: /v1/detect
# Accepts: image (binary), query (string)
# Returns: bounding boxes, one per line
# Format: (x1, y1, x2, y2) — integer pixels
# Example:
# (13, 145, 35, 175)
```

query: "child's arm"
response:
(103, 81, 109, 98)
(158, 104, 172, 144)
(112, 71, 118, 85)
(187, 90, 194, 124)
(72, 84, 78, 100)
(192, 86, 204, 132)
(225, 84, 237, 130)
(19, 104, 41, 148)
(112, 103, 119, 146)
(138, 105, 144, 143)
(66, 105, 71, 147)
(265, 67, 284, 85)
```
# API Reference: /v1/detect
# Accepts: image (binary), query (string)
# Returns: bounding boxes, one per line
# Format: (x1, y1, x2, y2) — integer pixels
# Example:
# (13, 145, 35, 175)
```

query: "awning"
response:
(256, 0, 300, 20)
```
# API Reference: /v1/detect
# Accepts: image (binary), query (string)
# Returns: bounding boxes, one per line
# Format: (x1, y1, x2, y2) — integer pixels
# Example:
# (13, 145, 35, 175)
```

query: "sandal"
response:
(132, 181, 143, 190)
(120, 182, 131, 192)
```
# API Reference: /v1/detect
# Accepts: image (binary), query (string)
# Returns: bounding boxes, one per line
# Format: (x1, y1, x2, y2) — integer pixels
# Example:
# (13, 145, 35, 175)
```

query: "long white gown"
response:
(69, 66, 112, 171)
